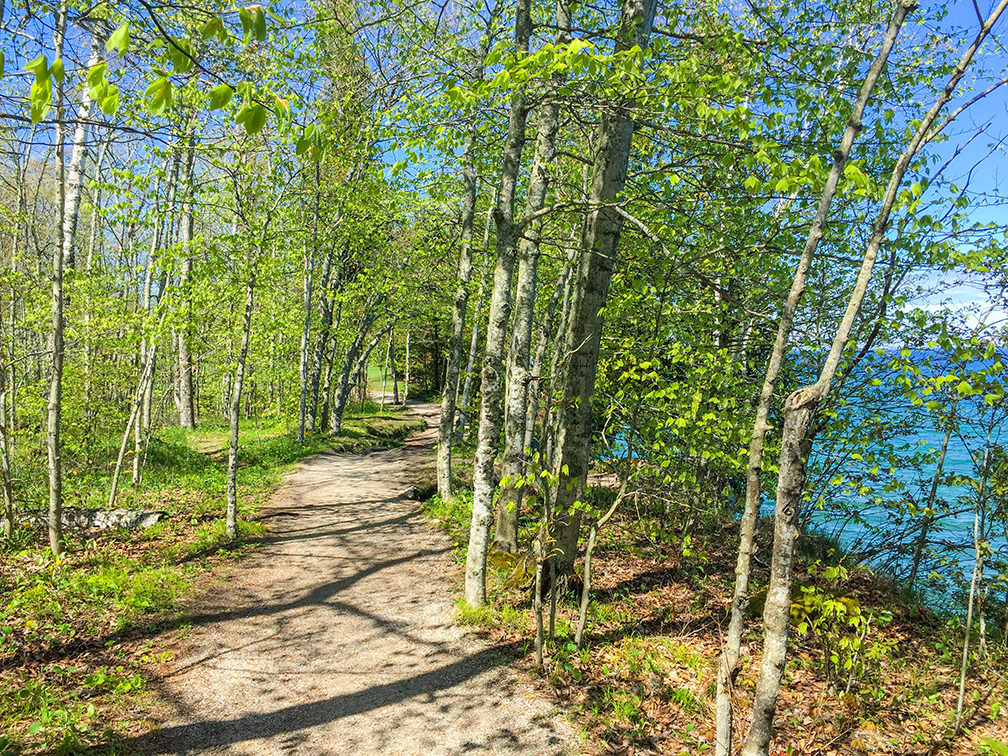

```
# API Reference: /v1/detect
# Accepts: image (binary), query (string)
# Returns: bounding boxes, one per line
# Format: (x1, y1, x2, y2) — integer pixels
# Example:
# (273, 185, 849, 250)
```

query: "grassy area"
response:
(0, 405, 424, 756)
(429, 482, 1008, 756)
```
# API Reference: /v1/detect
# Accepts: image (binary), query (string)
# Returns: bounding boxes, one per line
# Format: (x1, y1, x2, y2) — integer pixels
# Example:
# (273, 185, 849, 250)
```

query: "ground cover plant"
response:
(0, 405, 422, 755)
(436, 484, 1008, 756)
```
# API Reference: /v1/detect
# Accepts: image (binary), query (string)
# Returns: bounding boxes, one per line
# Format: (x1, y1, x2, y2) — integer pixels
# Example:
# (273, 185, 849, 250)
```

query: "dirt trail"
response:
(141, 402, 581, 756)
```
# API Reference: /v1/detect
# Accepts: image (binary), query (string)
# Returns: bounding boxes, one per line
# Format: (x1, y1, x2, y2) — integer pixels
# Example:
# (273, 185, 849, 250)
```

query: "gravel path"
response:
(141, 402, 581, 756)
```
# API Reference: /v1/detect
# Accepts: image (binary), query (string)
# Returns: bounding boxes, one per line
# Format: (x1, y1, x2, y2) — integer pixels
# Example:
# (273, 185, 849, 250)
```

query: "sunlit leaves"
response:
(26, 54, 53, 123)
(25, 53, 49, 80)
(239, 5, 267, 43)
(208, 84, 233, 110)
(106, 23, 130, 56)
(169, 41, 195, 74)
(236, 101, 266, 135)
(144, 74, 173, 116)
(201, 17, 229, 43)
(87, 61, 120, 117)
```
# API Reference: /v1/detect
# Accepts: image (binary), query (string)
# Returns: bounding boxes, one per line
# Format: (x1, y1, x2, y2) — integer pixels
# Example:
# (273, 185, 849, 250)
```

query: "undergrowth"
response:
(0, 407, 419, 755)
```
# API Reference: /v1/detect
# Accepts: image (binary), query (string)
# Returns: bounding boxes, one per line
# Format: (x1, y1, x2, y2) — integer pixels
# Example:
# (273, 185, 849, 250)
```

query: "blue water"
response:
(800, 419, 1007, 606)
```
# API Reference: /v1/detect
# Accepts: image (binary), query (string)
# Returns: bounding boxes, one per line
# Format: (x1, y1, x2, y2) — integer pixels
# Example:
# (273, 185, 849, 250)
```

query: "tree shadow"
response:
(133, 642, 523, 754)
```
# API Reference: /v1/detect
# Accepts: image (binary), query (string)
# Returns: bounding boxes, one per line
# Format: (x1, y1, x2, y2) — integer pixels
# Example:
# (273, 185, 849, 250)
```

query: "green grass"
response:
(0, 406, 426, 755)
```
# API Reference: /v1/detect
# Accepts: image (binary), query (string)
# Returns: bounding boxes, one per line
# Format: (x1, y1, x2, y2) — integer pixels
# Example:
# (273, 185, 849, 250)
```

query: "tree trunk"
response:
(62, 20, 108, 271)
(381, 331, 391, 411)
(457, 194, 496, 437)
(495, 0, 571, 553)
(307, 246, 336, 431)
(524, 249, 574, 457)
(464, 0, 533, 607)
(437, 14, 496, 499)
(715, 3, 917, 750)
(549, 0, 657, 585)
(402, 328, 411, 405)
(47, 0, 69, 557)
(331, 310, 380, 435)
(908, 419, 953, 591)
(298, 167, 321, 442)
(741, 7, 1004, 750)
(84, 136, 110, 448)
(108, 347, 157, 508)
(177, 137, 197, 429)
(1, 341, 13, 538)
(227, 256, 257, 540)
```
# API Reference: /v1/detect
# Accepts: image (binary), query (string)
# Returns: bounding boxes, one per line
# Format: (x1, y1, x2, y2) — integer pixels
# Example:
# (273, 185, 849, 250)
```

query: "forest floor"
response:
(429, 486, 1008, 756)
(133, 400, 581, 756)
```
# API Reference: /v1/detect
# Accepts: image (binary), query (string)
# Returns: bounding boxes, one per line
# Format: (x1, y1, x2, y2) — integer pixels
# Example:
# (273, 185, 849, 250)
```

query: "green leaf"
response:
(253, 6, 267, 41)
(169, 41, 194, 73)
(26, 53, 49, 82)
(87, 62, 108, 89)
(208, 83, 233, 110)
(106, 23, 130, 55)
(0, 50, 5, 77)
(100, 86, 120, 116)
(144, 77, 173, 116)
(29, 77, 51, 123)
(239, 7, 254, 40)
(49, 57, 64, 83)
(956, 380, 971, 396)
(201, 17, 225, 42)
(236, 101, 266, 135)
(273, 94, 290, 123)
(26, 722, 43, 735)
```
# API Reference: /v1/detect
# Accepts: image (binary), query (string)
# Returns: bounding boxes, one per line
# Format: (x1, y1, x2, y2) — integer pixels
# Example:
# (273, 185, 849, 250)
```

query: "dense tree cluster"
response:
(1, 0, 1006, 752)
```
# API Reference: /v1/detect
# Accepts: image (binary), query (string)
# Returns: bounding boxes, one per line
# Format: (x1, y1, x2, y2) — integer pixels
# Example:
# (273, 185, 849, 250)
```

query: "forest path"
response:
(141, 402, 580, 756)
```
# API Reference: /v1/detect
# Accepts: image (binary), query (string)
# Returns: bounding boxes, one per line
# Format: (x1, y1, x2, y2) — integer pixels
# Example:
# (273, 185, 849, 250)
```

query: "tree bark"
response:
(464, 0, 533, 607)
(177, 135, 197, 429)
(549, 0, 657, 584)
(524, 249, 574, 457)
(741, 6, 1005, 750)
(908, 419, 953, 591)
(331, 309, 380, 435)
(227, 255, 257, 540)
(402, 328, 411, 405)
(307, 245, 337, 431)
(437, 13, 497, 500)
(47, 0, 69, 557)
(457, 193, 496, 437)
(1, 341, 13, 538)
(716, 3, 917, 750)
(495, 0, 572, 553)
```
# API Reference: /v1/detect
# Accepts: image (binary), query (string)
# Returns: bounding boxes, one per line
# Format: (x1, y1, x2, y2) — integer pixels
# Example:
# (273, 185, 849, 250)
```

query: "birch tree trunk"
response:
(177, 137, 197, 429)
(84, 136, 110, 447)
(549, 0, 657, 585)
(495, 0, 572, 553)
(402, 328, 411, 405)
(742, 8, 1005, 751)
(955, 443, 990, 732)
(908, 418, 954, 591)
(464, 0, 533, 607)
(457, 194, 496, 437)
(715, 4, 917, 751)
(227, 255, 257, 540)
(62, 21, 108, 270)
(1, 341, 13, 538)
(307, 246, 336, 431)
(437, 13, 497, 499)
(524, 250, 574, 456)
(47, 0, 69, 557)
(331, 310, 380, 435)
(298, 173, 321, 442)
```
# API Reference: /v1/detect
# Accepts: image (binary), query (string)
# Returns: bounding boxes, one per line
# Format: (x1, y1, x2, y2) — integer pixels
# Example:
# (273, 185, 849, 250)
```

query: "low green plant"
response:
(792, 561, 896, 697)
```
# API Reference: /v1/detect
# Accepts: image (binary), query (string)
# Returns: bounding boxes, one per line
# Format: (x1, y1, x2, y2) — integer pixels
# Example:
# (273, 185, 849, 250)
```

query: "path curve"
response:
(142, 402, 580, 756)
